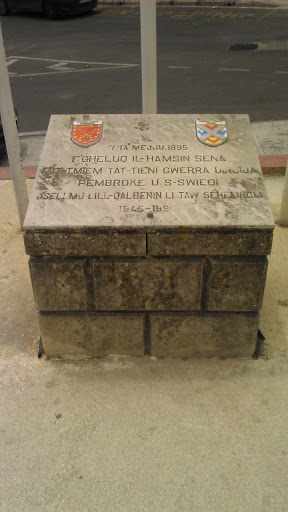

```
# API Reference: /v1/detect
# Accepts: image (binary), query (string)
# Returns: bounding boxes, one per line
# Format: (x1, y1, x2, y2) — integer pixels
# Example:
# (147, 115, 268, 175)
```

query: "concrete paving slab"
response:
(253, 120, 288, 156)
(1, 352, 288, 512)
(264, 175, 285, 219)
(0, 134, 45, 170)
(19, 134, 46, 166)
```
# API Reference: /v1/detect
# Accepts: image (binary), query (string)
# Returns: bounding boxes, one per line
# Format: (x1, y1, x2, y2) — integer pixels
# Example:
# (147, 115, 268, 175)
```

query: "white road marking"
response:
(257, 41, 288, 51)
(9, 55, 136, 66)
(218, 68, 249, 72)
(6, 58, 19, 66)
(6, 58, 19, 76)
(6, 56, 139, 78)
(47, 62, 75, 72)
(9, 65, 138, 78)
(275, 70, 288, 74)
(169, 66, 250, 72)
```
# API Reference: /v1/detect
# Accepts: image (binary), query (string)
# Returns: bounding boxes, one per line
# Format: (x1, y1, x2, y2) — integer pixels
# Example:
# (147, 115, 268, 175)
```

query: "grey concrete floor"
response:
(0, 177, 288, 511)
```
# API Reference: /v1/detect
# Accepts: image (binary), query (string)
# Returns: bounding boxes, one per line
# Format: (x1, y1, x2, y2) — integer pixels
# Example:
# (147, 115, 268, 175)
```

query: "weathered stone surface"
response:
(29, 258, 92, 311)
(24, 233, 55, 256)
(39, 313, 144, 357)
(24, 114, 274, 231)
(148, 230, 273, 256)
(206, 257, 268, 311)
(150, 313, 259, 358)
(24, 232, 146, 257)
(92, 259, 203, 311)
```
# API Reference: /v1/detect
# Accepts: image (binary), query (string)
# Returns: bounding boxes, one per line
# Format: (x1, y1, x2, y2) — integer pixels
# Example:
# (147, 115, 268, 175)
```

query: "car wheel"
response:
(43, 0, 57, 19)
(0, 0, 10, 16)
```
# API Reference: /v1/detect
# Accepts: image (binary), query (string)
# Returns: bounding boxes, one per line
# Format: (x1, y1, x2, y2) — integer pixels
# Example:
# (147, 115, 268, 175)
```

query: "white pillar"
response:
(140, 0, 157, 114)
(278, 161, 288, 227)
(0, 23, 28, 229)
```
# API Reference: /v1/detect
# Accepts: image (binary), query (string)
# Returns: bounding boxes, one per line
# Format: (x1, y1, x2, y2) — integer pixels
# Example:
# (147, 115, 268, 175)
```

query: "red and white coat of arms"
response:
(71, 121, 103, 147)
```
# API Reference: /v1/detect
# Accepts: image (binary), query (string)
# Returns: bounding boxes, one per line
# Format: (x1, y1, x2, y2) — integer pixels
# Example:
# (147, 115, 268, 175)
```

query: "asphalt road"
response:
(1, 5, 288, 133)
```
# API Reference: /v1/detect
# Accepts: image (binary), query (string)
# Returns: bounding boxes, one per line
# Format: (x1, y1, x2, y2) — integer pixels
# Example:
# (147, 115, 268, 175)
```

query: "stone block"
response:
(29, 258, 92, 311)
(24, 233, 55, 256)
(148, 230, 273, 256)
(39, 313, 144, 358)
(92, 259, 203, 311)
(24, 232, 146, 257)
(150, 312, 259, 358)
(206, 257, 268, 311)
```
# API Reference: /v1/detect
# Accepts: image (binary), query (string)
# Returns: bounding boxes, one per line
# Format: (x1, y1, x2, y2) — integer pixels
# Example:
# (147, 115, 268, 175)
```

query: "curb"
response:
(0, 166, 38, 180)
(0, 155, 287, 180)
(259, 154, 287, 176)
(98, 1, 286, 7)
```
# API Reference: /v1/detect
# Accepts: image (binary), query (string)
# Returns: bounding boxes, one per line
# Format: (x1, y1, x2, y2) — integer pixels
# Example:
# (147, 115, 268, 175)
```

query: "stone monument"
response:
(23, 114, 274, 358)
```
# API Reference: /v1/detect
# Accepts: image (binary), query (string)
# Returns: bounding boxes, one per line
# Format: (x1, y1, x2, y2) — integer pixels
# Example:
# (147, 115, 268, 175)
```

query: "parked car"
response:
(0, 0, 97, 19)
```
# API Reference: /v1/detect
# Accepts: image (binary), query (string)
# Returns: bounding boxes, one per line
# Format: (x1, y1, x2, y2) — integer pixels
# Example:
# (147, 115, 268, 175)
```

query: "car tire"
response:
(0, 0, 10, 16)
(43, 0, 58, 20)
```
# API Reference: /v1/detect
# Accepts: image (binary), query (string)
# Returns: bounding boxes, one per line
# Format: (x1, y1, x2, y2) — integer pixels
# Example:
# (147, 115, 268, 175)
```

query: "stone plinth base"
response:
(38, 311, 259, 359)
(25, 228, 271, 358)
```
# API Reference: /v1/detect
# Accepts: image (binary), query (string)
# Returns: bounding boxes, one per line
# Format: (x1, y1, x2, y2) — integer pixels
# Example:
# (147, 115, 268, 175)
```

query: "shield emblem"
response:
(71, 121, 103, 147)
(196, 121, 227, 147)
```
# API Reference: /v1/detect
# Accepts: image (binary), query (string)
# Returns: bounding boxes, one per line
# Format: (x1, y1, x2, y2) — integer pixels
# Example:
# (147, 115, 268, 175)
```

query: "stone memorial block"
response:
(92, 259, 203, 311)
(24, 114, 274, 358)
(38, 313, 144, 358)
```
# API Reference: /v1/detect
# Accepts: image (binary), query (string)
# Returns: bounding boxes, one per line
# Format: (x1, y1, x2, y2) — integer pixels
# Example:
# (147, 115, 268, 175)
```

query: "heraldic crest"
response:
(196, 121, 228, 147)
(71, 121, 103, 147)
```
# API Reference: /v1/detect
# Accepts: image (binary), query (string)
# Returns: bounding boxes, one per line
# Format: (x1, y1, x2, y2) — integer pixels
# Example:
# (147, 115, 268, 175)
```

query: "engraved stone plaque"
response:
(24, 114, 274, 359)
(24, 114, 274, 231)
